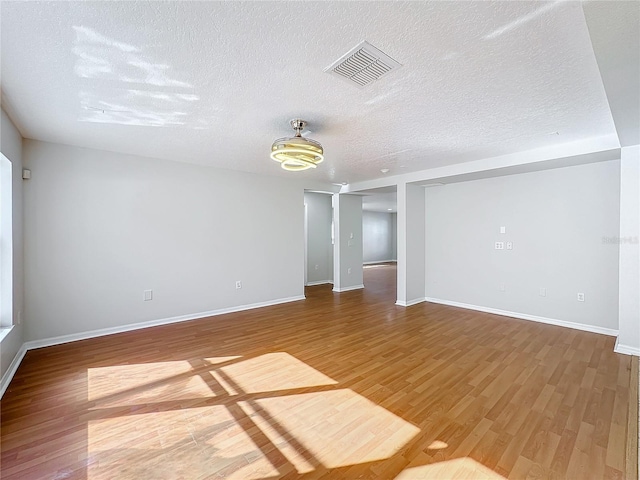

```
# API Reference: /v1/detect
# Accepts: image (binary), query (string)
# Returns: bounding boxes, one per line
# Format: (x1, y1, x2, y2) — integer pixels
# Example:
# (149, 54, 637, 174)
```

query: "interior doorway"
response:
(360, 186, 397, 265)
(303, 191, 334, 287)
(359, 186, 398, 301)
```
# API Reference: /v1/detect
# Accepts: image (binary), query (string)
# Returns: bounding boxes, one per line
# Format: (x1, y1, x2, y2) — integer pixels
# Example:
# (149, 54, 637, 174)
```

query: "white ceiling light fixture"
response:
(271, 119, 324, 171)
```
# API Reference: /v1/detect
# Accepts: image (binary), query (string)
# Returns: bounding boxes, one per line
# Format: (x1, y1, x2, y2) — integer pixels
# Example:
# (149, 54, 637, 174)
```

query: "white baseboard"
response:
(396, 298, 425, 307)
(0, 343, 27, 399)
(305, 280, 333, 286)
(333, 284, 364, 293)
(363, 260, 396, 265)
(1, 295, 306, 398)
(614, 337, 640, 357)
(424, 297, 619, 337)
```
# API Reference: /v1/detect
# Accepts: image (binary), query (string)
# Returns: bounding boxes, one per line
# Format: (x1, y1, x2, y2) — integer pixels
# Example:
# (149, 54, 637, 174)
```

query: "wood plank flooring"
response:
(1, 264, 637, 479)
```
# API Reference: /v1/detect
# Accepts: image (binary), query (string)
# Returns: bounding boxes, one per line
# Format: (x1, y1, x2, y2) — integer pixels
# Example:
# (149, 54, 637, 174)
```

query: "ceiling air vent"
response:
(324, 41, 402, 88)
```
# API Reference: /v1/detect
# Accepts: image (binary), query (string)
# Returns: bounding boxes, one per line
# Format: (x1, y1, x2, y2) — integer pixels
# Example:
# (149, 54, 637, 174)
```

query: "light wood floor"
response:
(1, 264, 637, 479)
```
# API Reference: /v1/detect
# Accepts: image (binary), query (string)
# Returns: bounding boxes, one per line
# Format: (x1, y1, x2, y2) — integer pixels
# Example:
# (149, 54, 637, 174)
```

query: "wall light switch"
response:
(499, 283, 506, 292)
(539, 287, 546, 297)
(348, 267, 352, 275)
(500, 226, 506, 234)
(143, 290, 153, 301)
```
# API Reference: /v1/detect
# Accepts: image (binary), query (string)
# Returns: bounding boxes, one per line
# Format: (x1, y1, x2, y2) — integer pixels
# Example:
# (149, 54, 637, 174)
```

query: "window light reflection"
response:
(219, 352, 337, 394)
(240, 389, 420, 469)
(427, 440, 449, 450)
(88, 406, 279, 480)
(85, 352, 423, 477)
(394, 458, 507, 479)
(88, 357, 240, 407)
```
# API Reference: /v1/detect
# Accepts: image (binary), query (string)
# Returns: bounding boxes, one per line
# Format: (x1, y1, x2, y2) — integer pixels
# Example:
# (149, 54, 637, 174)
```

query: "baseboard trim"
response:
(614, 337, 640, 357)
(1, 295, 306, 398)
(0, 343, 27, 399)
(305, 280, 333, 286)
(424, 297, 619, 337)
(396, 298, 425, 307)
(25, 295, 307, 352)
(333, 284, 364, 293)
(363, 260, 397, 265)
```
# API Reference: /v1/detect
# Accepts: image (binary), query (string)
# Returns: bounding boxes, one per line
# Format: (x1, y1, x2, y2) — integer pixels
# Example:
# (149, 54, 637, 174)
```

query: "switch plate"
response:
(235, 281, 242, 289)
(499, 283, 505, 292)
(500, 226, 506, 234)
(347, 267, 352, 274)
(143, 290, 153, 301)
(495, 242, 504, 250)
(539, 287, 546, 297)
(577, 292, 585, 302)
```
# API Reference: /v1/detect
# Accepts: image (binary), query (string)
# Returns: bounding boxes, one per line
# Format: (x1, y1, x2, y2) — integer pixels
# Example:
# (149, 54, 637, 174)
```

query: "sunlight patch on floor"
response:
(203, 355, 242, 365)
(88, 361, 213, 406)
(220, 352, 337, 394)
(86, 353, 421, 477)
(240, 388, 420, 469)
(88, 406, 279, 480)
(394, 457, 507, 479)
(427, 440, 448, 450)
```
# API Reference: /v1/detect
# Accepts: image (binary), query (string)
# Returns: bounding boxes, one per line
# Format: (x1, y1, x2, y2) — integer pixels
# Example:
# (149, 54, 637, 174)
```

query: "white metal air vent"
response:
(324, 41, 402, 88)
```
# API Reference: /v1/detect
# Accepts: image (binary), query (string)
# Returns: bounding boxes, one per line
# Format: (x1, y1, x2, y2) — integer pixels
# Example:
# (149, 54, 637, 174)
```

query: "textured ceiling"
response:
(0, 1, 626, 183)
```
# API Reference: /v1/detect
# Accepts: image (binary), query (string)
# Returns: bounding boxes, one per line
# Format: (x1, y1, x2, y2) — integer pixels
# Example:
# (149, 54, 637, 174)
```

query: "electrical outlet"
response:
(499, 283, 506, 292)
(347, 267, 352, 275)
(506, 242, 513, 250)
(314, 264, 319, 270)
(235, 281, 242, 289)
(577, 292, 585, 302)
(495, 242, 504, 250)
(143, 290, 153, 301)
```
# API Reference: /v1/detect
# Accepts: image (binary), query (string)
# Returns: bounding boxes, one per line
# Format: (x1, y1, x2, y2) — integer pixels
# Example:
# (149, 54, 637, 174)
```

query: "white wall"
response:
(333, 194, 363, 291)
(304, 192, 333, 285)
(617, 145, 640, 354)
(23, 140, 309, 341)
(391, 213, 397, 261)
(425, 161, 621, 331)
(0, 108, 24, 381)
(397, 183, 426, 306)
(362, 211, 396, 263)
